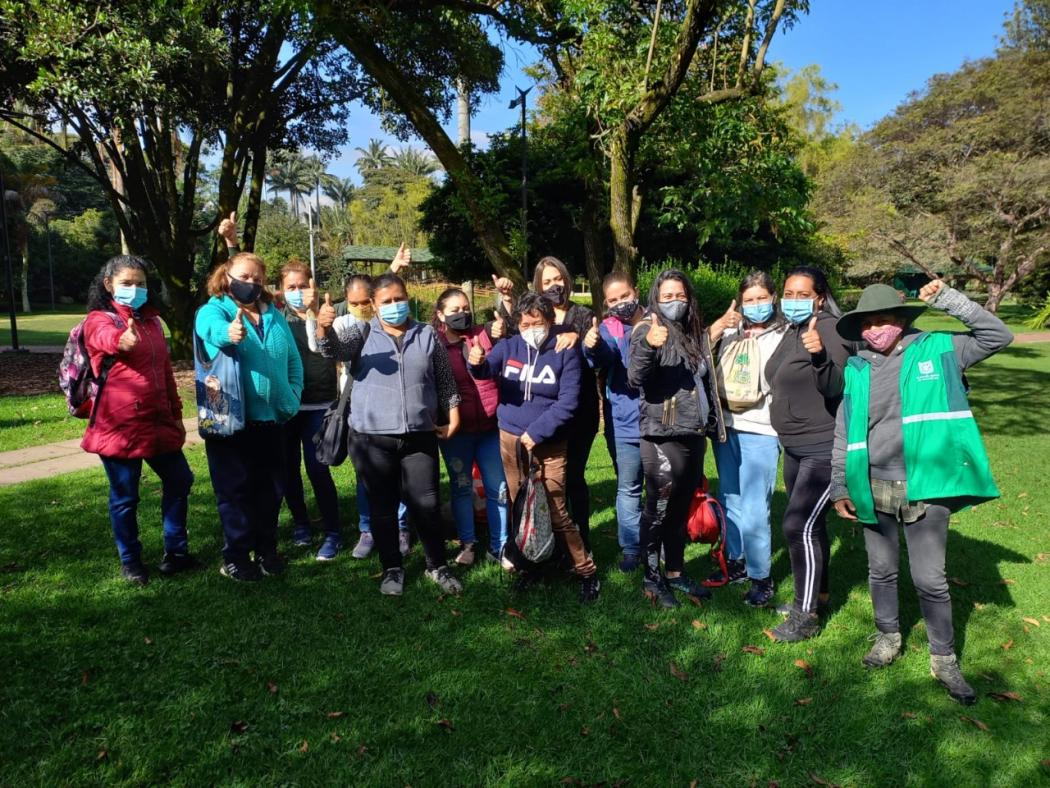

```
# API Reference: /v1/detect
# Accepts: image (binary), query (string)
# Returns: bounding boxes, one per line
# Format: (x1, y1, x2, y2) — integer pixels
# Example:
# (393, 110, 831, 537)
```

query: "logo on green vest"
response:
(916, 359, 939, 383)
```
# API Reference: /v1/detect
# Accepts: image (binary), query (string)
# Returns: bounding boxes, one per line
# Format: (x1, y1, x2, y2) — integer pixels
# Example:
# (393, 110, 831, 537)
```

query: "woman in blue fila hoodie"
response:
(469, 292, 600, 603)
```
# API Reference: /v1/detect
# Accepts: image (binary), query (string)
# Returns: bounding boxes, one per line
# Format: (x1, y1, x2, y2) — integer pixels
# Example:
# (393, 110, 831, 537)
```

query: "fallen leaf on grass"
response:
(670, 662, 689, 682)
(584, 640, 599, 654)
(686, 595, 704, 607)
(369, 572, 383, 580)
(425, 691, 440, 709)
(579, 725, 590, 737)
(144, 637, 154, 645)
(81, 671, 89, 686)
(357, 744, 368, 756)
(326, 711, 346, 719)
(266, 682, 278, 695)
(97, 749, 108, 761)
(644, 623, 660, 631)
(436, 718, 455, 732)
(794, 697, 813, 706)
(1000, 578, 1016, 585)
(612, 707, 621, 719)
(960, 716, 989, 731)
(1023, 617, 1041, 627)
(742, 645, 766, 656)
(299, 740, 309, 754)
(230, 720, 249, 734)
(809, 773, 841, 787)
(901, 712, 917, 719)
(691, 620, 706, 630)
(506, 608, 526, 620)
(988, 691, 1023, 702)
(450, 609, 462, 617)
(1002, 640, 1015, 651)
(794, 659, 815, 677)
(558, 702, 573, 711)
(330, 732, 342, 743)
(762, 628, 776, 641)
(948, 576, 969, 587)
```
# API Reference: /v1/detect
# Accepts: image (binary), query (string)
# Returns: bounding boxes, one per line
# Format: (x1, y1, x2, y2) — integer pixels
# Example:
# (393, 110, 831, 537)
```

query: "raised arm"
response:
(919, 281, 1014, 369)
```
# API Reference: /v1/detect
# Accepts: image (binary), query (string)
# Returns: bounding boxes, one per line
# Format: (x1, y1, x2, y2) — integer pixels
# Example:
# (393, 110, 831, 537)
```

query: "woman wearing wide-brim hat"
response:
(829, 279, 1012, 704)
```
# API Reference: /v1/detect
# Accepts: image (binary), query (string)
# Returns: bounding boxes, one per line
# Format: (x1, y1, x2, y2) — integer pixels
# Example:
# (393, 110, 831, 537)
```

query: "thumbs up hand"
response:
(228, 307, 247, 344)
(468, 337, 486, 366)
(584, 316, 600, 349)
(302, 278, 318, 313)
(646, 312, 669, 348)
(918, 279, 945, 304)
(709, 298, 742, 342)
(218, 210, 238, 247)
(317, 293, 336, 330)
(801, 316, 823, 355)
(118, 318, 139, 352)
(490, 310, 505, 339)
(390, 242, 411, 274)
(491, 274, 515, 297)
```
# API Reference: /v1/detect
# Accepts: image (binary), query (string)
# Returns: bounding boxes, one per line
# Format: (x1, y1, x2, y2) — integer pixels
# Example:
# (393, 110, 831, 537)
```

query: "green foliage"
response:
(636, 260, 742, 315)
(253, 203, 311, 280)
(1024, 292, 1050, 328)
(348, 173, 433, 248)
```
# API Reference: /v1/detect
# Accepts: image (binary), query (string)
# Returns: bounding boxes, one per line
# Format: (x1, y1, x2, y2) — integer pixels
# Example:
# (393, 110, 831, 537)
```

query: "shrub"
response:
(637, 259, 742, 317)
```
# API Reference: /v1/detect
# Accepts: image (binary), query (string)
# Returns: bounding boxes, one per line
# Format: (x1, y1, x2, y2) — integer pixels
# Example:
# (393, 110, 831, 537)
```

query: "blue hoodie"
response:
(584, 316, 640, 442)
(469, 332, 581, 445)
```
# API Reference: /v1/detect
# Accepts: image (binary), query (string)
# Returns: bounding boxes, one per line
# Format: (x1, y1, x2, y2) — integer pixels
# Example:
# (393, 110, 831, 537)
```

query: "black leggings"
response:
(565, 425, 598, 551)
(782, 443, 832, 614)
(349, 431, 447, 571)
(640, 435, 704, 574)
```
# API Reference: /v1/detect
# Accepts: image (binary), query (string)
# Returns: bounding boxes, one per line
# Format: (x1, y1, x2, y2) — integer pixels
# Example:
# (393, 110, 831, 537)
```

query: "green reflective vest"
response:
(842, 332, 999, 524)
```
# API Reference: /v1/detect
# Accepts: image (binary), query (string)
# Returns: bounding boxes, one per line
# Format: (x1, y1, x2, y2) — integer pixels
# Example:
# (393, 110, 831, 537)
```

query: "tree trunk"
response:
(609, 131, 639, 276)
(580, 180, 608, 306)
(984, 282, 1005, 313)
(242, 143, 267, 252)
(457, 79, 470, 146)
(163, 276, 197, 361)
(20, 246, 31, 313)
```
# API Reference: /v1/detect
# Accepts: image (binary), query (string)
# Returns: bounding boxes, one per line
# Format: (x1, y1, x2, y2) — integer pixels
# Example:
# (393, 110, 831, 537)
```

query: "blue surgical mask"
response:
(379, 300, 410, 325)
(113, 285, 147, 310)
(781, 298, 815, 324)
(284, 290, 305, 310)
(742, 302, 775, 324)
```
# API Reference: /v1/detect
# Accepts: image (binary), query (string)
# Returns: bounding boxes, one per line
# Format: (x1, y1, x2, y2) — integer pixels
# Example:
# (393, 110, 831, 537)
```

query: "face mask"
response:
(862, 324, 904, 353)
(782, 298, 815, 324)
(742, 302, 775, 324)
(347, 304, 373, 321)
(229, 278, 263, 305)
(608, 300, 638, 323)
(657, 300, 688, 322)
(379, 300, 410, 326)
(284, 290, 305, 310)
(542, 284, 566, 305)
(113, 284, 147, 310)
(521, 326, 548, 349)
(443, 311, 472, 332)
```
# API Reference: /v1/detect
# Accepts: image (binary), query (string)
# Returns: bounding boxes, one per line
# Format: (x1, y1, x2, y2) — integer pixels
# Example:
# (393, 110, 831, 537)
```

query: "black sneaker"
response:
(642, 572, 679, 608)
(708, 558, 746, 585)
(121, 560, 149, 586)
(618, 553, 641, 573)
(220, 560, 262, 582)
(579, 574, 601, 603)
(743, 577, 775, 607)
(667, 573, 712, 601)
(777, 598, 830, 617)
(771, 609, 821, 642)
(256, 552, 287, 577)
(158, 552, 200, 576)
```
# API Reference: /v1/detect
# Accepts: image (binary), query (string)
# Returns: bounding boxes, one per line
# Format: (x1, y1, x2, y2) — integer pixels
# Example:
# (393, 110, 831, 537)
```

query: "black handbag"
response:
(313, 377, 353, 466)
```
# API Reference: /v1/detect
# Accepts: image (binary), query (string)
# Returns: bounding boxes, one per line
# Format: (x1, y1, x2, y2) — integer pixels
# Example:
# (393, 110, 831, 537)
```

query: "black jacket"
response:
(765, 310, 850, 448)
(285, 310, 338, 406)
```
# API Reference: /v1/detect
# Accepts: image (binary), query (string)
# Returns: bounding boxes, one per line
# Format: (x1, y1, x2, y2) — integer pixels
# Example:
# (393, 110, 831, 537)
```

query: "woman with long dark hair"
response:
(628, 269, 726, 608)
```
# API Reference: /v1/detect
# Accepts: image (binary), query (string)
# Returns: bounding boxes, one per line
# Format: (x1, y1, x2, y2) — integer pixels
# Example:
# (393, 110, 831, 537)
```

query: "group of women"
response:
(78, 217, 1012, 705)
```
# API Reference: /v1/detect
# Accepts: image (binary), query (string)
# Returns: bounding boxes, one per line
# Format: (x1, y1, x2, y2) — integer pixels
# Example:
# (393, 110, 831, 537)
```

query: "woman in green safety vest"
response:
(830, 279, 1012, 705)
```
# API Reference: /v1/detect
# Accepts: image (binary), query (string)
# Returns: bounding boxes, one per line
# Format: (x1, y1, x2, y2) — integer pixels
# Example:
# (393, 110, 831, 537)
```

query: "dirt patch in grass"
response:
(0, 353, 194, 397)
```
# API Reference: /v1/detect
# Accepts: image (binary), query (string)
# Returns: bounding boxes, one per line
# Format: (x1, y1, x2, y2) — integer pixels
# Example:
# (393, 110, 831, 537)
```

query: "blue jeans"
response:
(439, 429, 509, 553)
(100, 451, 194, 564)
(357, 483, 408, 532)
(712, 429, 780, 580)
(283, 408, 341, 535)
(607, 437, 642, 555)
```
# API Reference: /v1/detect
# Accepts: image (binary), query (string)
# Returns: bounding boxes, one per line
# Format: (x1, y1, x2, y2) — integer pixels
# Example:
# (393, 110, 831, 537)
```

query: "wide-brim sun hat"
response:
(835, 284, 928, 341)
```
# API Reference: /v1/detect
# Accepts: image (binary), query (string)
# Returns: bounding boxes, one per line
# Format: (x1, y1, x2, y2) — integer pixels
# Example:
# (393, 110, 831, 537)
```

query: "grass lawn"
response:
(0, 308, 88, 347)
(0, 345, 1048, 785)
(0, 393, 86, 450)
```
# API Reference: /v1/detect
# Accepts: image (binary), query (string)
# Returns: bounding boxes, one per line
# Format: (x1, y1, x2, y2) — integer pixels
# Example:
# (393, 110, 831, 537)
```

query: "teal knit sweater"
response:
(195, 295, 304, 424)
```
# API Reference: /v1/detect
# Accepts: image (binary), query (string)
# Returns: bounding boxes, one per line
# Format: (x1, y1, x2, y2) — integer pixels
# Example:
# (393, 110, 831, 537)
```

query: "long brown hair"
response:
(431, 287, 469, 331)
(532, 255, 572, 296)
(206, 252, 273, 303)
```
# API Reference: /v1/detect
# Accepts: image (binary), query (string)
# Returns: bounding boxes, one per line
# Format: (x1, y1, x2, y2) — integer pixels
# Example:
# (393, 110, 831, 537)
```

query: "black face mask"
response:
(444, 311, 472, 332)
(608, 300, 638, 323)
(229, 278, 263, 305)
(542, 284, 566, 305)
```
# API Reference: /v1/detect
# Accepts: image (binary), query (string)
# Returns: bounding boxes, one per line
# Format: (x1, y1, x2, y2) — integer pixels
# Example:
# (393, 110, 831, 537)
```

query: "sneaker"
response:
(930, 654, 977, 705)
(771, 609, 821, 642)
(351, 532, 374, 559)
(743, 577, 775, 608)
(120, 560, 149, 586)
(642, 572, 679, 609)
(513, 571, 540, 592)
(425, 565, 463, 595)
(158, 552, 199, 576)
(667, 574, 712, 601)
(863, 631, 903, 668)
(579, 574, 601, 603)
(399, 530, 412, 557)
(292, 526, 312, 547)
(220, 560, 262, 582)
(315, 535, 343, 562)
(708, 558, 747, 585)
(618, 553, 641, 573)
(454, 542, 477, 567)
(777, 597, 830, 617)
(256, 552, 287, 577)
(380, 567, 405, 596)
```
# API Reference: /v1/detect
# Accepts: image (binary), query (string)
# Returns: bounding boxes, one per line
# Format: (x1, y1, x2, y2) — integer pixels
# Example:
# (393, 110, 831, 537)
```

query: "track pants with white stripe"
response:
(782, 443, 832, 614)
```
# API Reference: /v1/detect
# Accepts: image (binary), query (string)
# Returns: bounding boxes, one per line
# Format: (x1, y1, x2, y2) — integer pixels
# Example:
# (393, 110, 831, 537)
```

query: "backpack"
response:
(313, 377, 353, 466)
(686, 476, 729, 587)
(58, 313, 121, 425)
(719, 334, 762, 412)
(504, 442, 555, 572)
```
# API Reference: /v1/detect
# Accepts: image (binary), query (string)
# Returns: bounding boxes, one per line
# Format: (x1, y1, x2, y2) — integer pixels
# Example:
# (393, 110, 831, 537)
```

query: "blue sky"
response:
(324, 0, 1017, 183)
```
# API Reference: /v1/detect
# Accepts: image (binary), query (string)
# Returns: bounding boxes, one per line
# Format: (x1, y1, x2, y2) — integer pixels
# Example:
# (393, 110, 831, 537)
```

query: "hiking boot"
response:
(618, 552, 641, 573)
(771, 609, 821, 642)
(380, 567, 405, 596)
(425, 565, 463, 595)
(315, 534, 343, 562)
(220, 560, 262, 582)
(743, 577, 775, 608)
(667, 573, 712, 601)
(292, 525, 312, 547)
(256, 552, 287, 577)
(121, 560, 149, 586)
(930, 654, 977, 705)
(454, 542, 477, 567)
(351, 532, 374, 559)
(158, 552, 199, 576)
(643, 571, 679, 609)
(399, 529, 412, 556)
(579, 574, 601, 603)
(708, 558, 747, 585)
(863, 631, 903, 668)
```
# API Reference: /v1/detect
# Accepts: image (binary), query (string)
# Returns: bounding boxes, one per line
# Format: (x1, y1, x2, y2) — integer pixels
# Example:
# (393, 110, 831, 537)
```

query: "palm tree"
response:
(267, 150, 313, 219)
(322, 175, 355, 209)
(391, 146, 441, 178)
(354, 138, 391, 178)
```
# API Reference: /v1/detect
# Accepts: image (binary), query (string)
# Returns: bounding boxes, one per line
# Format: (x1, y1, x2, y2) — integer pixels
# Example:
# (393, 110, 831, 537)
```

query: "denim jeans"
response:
(439, 429, 509, 553)
(283, 408, 340, 535)
(607, 437, 642, 556)
(713, 429, 780, 580)
(99, 451, 194, 564)
(357, 483, 408, 532)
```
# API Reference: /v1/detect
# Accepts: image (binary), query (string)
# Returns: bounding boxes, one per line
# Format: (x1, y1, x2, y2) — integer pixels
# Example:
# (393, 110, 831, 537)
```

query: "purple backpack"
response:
(58, 314, 121, 424)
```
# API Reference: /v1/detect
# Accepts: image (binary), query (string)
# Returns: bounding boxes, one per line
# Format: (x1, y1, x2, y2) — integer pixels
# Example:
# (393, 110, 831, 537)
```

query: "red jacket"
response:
(81, 303, 186, 459)
(440, 325, 499, 433)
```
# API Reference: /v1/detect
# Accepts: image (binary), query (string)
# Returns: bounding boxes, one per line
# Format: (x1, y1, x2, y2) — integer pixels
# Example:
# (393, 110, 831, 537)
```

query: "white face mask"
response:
(521, 326, 548, 349)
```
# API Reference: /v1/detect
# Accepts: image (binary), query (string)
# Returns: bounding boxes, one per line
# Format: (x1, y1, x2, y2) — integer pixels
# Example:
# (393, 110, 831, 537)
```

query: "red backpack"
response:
(686, 477, 729, 587)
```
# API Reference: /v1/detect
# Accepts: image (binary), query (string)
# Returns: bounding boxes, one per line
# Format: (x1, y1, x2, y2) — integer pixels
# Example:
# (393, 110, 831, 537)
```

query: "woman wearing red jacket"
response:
(81, 255, 196, 585)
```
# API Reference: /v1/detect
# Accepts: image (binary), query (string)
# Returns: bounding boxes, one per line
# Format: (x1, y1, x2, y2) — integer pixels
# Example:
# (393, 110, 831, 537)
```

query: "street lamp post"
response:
(509, 86, 532, 279)
(43, 209, 54, 311)
(0, 167, 21, 351)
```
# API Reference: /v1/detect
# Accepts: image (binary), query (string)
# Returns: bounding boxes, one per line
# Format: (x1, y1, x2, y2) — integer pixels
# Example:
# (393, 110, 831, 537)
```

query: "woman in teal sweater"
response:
(195, 251, 304, 582)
